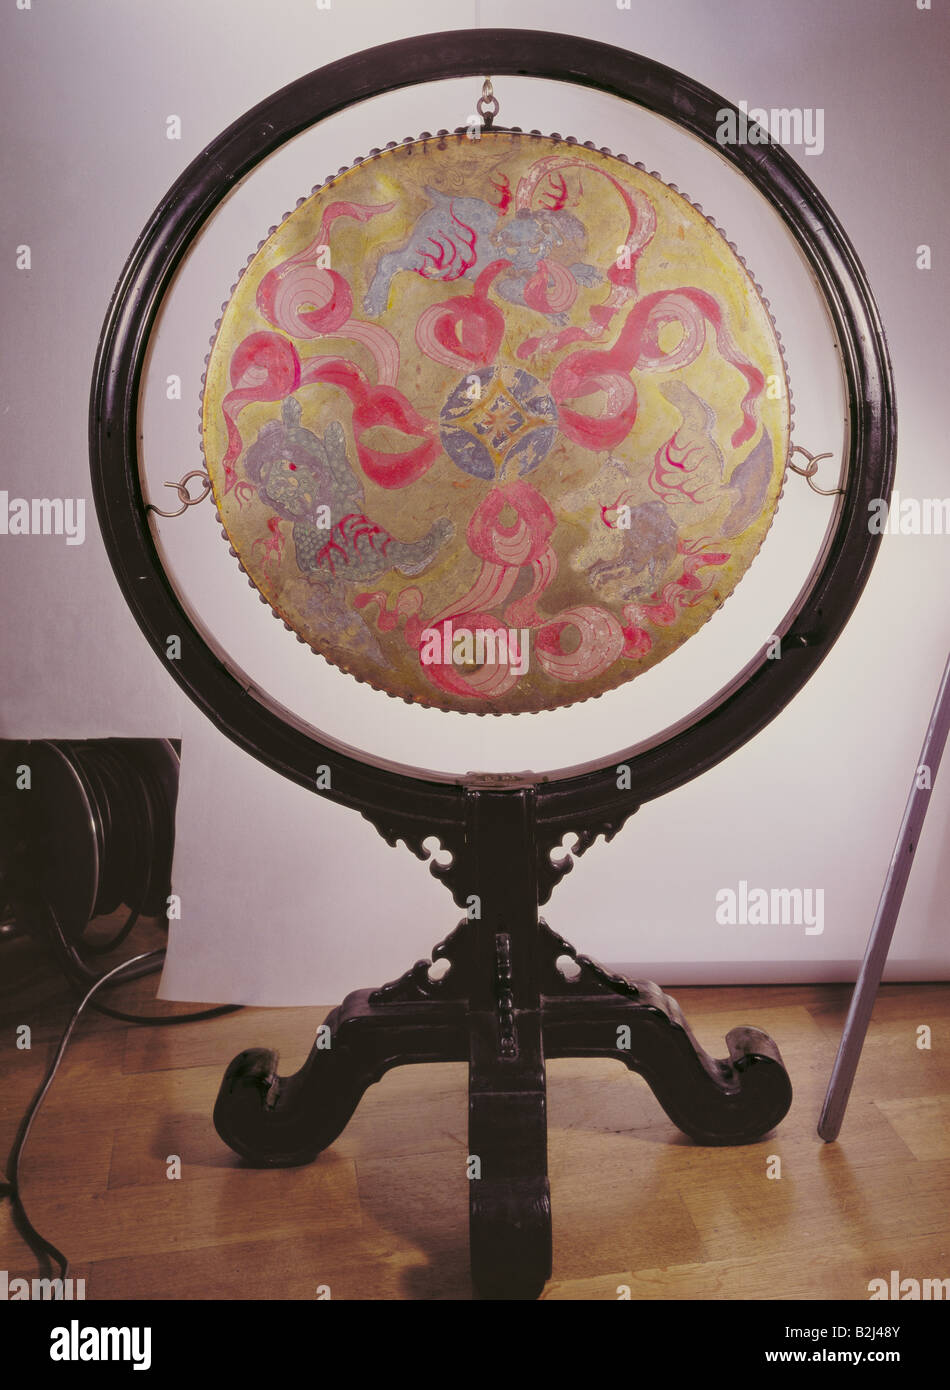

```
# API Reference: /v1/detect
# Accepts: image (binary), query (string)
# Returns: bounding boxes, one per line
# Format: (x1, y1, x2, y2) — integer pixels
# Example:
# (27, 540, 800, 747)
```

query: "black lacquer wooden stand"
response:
(89, 31, 894, 1303)
(214, 783, 791, 1300)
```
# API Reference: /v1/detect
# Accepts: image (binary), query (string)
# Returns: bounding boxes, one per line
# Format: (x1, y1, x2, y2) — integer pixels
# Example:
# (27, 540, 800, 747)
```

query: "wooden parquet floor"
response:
(2, 926, 948, 1301)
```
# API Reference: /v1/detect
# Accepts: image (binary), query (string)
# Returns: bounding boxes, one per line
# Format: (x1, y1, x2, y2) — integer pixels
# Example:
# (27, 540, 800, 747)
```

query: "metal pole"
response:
(819, 649, 950, 1140)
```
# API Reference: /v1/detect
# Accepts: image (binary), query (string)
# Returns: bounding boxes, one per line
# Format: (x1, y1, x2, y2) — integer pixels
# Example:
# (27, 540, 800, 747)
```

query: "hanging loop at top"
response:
(476, 76, 500, 128)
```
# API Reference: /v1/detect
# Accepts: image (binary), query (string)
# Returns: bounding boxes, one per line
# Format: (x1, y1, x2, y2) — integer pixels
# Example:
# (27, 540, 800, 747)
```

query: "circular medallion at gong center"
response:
(201, 130, 791, 715)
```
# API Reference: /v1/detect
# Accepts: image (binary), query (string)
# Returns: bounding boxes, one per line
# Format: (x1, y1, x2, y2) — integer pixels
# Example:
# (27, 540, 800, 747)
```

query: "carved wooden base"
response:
(214, 789, 791, 1297)
(214, 919, 791, 1299)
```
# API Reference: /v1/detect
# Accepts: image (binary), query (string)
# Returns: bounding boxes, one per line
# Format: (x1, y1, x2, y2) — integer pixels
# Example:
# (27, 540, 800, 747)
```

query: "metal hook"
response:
(147, 470, 212, 518)
(476, 76, 499, 129)
(788, 446, 844, 497)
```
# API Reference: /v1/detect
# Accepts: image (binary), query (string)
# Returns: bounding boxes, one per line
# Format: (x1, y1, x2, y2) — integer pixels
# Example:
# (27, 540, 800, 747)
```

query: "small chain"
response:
(788, 445, 844, 497)
(146, 470, 212, 518)
(476, 76, 499, 129)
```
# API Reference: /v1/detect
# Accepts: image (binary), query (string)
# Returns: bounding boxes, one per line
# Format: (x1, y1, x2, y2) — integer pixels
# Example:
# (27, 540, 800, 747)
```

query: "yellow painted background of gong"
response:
(202, 132, 790, 713)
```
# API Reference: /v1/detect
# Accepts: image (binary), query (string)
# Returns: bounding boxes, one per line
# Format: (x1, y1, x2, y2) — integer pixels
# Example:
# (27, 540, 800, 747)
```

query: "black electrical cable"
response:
(1, 740, 246, 1280)
(38, 891, 243, 1024)
(1, 949, 165, 1280)
(80, 897, 145, 956)
(90, 990, 243, 1026)
(3, 905, 244, 1280)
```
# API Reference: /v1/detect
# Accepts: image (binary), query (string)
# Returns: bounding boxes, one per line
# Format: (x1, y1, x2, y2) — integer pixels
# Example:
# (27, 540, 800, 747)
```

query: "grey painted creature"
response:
(362, 188, 601, 318)
(491, 207, 601, 315)
(587, 499, 680, 599)
(243, 397, 452, 582)
(363, 189, 500, 316)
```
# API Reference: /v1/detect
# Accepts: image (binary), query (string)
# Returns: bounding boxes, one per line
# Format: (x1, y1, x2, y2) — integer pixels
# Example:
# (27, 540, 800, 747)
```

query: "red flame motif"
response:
(415, 203, 479, 282)
(490, 175, 512, 213)
(539, 172, 568, 211)
(316, 514, 392, 578)
(251, 516, 285, 572)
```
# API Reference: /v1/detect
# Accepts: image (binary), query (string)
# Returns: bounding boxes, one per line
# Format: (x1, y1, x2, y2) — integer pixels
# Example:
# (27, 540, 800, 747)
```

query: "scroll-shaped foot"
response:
(544, 982, 792, 1145)
(213, 1030, 367, 1167)
(214, 988, 469, 1167)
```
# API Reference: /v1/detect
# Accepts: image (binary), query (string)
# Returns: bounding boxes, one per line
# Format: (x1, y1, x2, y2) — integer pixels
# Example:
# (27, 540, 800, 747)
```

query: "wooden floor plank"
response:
(874, 1095, 950, 1162)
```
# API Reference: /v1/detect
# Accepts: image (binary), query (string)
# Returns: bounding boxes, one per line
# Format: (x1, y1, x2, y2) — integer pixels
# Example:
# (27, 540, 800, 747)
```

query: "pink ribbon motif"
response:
(409, 481, 637, 697)
(220, 333, 438, 493)
(415, 261, 509, 370)
(551, 288, 765, 453)
(221, 200, 437, 493)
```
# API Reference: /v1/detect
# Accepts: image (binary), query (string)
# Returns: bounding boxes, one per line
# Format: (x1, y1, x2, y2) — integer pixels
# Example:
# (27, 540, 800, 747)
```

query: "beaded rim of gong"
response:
(199, 126, 794, 716)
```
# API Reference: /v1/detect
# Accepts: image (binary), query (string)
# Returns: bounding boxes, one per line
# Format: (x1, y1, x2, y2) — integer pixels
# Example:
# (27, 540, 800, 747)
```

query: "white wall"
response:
(2, 0, 948, 1003)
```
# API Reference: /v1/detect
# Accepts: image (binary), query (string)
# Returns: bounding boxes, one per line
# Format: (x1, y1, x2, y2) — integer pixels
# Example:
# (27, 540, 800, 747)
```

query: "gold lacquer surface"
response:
(202, 132, 790, 714)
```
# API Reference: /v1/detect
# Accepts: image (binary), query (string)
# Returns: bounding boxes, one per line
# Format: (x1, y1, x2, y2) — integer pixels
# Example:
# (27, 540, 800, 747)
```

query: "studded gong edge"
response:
(199, 126, 796, 716)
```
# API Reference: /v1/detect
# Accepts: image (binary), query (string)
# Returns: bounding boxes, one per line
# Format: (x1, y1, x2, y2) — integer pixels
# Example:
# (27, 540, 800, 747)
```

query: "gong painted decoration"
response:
(202, 130, 790, 714)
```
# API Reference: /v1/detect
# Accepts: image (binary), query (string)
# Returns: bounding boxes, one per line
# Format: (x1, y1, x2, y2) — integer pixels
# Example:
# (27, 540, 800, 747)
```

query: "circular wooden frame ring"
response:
(89, 30, 895, 836)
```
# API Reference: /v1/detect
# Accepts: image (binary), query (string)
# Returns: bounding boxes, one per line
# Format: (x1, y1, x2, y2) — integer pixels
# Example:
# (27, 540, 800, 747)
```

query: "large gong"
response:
(90, 31, 894, 1301)
(203, 132, 790, 714)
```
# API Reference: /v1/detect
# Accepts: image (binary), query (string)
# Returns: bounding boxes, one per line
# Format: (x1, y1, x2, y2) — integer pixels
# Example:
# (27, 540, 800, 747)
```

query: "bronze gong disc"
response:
(201, 130, 791, 715)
